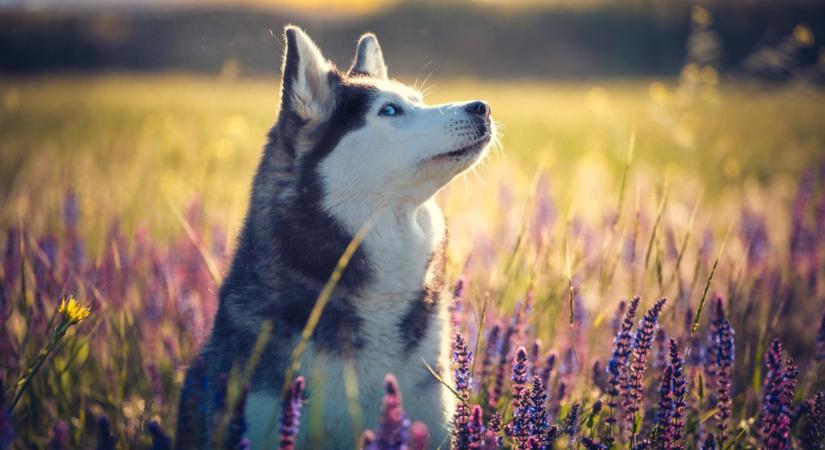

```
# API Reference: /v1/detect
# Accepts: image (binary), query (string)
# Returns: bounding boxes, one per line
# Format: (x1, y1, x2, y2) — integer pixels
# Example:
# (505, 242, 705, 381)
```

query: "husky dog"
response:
(176, 26, 495, 450)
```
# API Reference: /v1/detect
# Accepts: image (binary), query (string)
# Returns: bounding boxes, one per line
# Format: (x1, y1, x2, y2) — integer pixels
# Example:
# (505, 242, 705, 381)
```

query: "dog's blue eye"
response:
(378, 103, 402, 116)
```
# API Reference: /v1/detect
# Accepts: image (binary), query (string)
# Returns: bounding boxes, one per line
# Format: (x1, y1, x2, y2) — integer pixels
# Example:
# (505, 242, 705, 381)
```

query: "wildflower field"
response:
(1, 74, 825, 449)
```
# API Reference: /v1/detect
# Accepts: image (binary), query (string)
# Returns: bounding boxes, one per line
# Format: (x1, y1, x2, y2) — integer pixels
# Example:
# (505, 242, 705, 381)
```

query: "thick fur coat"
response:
(175, 26, 495, 450)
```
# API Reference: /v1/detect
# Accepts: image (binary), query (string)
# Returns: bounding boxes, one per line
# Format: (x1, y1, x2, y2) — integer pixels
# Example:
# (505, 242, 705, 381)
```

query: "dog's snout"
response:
(464, 101, 491, 119)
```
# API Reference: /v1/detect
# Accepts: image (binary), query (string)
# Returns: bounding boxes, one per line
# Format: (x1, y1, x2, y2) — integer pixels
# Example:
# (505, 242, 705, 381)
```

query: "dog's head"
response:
(274, 26, 496, 207)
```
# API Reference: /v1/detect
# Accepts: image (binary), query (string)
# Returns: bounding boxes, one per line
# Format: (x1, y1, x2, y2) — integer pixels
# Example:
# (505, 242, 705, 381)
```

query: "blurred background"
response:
(2, 0, 825, 241)
(2, 2, 825, 448)
(1, 0, 825, 79)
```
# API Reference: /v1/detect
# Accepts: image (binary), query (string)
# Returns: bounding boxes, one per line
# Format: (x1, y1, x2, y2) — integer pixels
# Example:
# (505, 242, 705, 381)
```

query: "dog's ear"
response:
(280, 26, 336, 121)
(348, 33, 388, 79)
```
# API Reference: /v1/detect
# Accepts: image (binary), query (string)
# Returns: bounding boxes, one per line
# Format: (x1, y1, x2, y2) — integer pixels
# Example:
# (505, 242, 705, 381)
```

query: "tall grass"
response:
(1, 76, 824, 448)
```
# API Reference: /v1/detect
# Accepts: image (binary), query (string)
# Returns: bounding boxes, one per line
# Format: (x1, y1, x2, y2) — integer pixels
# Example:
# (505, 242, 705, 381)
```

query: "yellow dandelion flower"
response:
(59, 296, 91, 324)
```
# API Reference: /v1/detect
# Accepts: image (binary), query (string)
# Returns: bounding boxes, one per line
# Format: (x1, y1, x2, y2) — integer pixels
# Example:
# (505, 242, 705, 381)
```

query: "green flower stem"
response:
(10, 318, 71, 411)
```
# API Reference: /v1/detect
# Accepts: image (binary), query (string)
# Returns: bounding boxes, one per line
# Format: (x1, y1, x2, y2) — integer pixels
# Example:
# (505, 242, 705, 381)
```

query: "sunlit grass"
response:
(1, 74, 825, 448)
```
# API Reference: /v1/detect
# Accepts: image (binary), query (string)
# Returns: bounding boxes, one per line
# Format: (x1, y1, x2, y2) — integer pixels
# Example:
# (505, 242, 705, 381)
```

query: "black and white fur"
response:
(175, 26, 495, 450)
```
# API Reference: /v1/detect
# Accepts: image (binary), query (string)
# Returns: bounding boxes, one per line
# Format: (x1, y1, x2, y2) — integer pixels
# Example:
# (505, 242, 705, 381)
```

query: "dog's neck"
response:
(323, 193, 446, 301)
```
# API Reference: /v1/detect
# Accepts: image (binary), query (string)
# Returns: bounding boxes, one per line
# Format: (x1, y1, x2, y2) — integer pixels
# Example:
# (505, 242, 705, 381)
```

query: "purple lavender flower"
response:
(527, 376, 549, 448)
(376, 374, 410, 450)
(668, 339, 687, 448)
(529, 339, 542, 377)
(563, 403, 581, 447)
(761, 339, 795, 450)
(488, 320, 517, 409)
(539, 351, 556, 390)
(505, 347, 531, 447)
(739, 208, 769, 267)
(652, 329, 667, 371)
(581, 437, 608, 450)
(714, 315, 734, 444)
(604, 296, 640, 440)
(700, 433, 717, 449)
(559, 347, 579, 381)
(591, 360, 609, 394)
(800, 391, 825, 450)
(485, 412, 503, 450)
(623, 298, 667, 436)
(454, 332, 473, 394)
(279, 376, 305, 450)
(453, 332, 474, 449)
(467, 405, 486, 449)
(653, 365, 674, 449)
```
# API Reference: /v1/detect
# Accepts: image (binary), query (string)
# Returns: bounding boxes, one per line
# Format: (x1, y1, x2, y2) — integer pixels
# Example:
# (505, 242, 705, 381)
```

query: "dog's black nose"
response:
(465, 101, 490, 118)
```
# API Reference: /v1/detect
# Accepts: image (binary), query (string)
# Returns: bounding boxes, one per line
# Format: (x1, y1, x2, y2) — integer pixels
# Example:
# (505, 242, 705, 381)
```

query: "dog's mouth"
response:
(431, 134, 492, 162)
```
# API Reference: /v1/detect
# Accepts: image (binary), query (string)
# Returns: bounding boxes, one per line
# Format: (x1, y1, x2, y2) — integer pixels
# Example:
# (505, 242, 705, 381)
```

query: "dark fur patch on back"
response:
(398, 234, 448, 352)
(273, 80, 378, 292)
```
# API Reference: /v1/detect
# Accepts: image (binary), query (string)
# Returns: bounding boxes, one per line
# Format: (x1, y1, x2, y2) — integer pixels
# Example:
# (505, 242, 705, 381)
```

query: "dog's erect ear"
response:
(348, 33, 388, 79)
(280, 26, 335, 121)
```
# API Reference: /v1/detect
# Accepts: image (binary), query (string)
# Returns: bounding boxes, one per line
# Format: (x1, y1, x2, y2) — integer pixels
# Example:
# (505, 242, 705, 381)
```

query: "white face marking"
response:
(319, 79, 495, 208)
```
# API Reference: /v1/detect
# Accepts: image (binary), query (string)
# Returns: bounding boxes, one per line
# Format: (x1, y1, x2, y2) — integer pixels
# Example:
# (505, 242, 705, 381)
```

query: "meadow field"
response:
(1, 74, 825, 449)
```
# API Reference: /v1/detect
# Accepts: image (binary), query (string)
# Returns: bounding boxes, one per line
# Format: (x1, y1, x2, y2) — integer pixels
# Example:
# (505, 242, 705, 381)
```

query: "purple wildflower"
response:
(453, 332, 474, 449)
(529, 339, 542, 377)
(485, 412, 503, 449)
(591, 360, 609, 393)
(279, 376, 305, 450)
(505, 347, 531, 447)
(668, 339, 687, 448)
(653, 365, 674, 449)
(624, 298, 667, 436)
(467, 405, 486, 449)
(539, 351, 556, 390)
(800, 391, 825, 450)
(454, 332, 474, 394)
(559, 347, 579, 381)
(563, 403, 581, 447)
(714, 314, 734, 443)
(604, 296, 640, 439)
(581, 437, 608, 450)
(652, 329, 667, 371)
(376, 374, 410, 450)
(488, 319, 516, 409)
(739, 208, 769, 267)
(528, 375, 549, 445)
(700, 433, 717, 449)
(761, 339, 795, 450)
